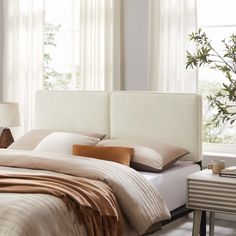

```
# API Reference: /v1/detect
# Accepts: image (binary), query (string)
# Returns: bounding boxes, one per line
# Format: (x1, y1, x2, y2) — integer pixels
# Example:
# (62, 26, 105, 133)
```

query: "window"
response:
(197, 0, 236, 147)
(44, 0, 80, 90)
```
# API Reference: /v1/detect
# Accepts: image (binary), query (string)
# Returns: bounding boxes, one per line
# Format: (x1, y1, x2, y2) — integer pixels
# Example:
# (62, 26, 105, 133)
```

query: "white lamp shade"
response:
(0, 102, 20, 127)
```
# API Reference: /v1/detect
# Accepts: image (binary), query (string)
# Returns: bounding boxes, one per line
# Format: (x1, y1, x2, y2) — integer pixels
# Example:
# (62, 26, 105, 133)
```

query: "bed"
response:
(0, 91, 202, 236)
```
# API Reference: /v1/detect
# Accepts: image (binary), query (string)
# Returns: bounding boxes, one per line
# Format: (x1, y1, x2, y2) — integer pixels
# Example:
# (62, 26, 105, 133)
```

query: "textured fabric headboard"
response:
(35, 90, 110, 135)
(34, 90, 202, 162)
(110, 92, 202, 162)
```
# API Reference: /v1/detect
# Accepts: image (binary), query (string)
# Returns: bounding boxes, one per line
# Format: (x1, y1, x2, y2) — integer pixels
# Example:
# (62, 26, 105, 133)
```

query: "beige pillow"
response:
(9, 129, 106, 151)
(34, 132, 100, 155)
(8, 130, 53, 150)
(72, 145, 134, 166)
(97, 139, 189, 172)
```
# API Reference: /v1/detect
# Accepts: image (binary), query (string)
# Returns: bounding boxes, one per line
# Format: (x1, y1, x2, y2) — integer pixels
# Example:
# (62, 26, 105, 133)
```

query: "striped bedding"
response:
(0, 149, 170, 235)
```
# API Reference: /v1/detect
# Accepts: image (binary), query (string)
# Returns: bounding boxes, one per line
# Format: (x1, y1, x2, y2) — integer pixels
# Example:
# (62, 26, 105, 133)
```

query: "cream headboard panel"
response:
(110, 92, 202, 162)
(35, 90, 110, 135)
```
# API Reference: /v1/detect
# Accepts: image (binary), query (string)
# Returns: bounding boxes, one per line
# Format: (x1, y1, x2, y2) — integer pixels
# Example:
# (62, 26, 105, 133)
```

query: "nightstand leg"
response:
(209, 212, 215, 236)
(193, 210, 202, 236)
(200, 211, 206, 236)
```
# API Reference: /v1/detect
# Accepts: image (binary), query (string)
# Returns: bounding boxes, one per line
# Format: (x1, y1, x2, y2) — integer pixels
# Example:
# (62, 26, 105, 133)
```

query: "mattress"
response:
(141, 161, 200, 211)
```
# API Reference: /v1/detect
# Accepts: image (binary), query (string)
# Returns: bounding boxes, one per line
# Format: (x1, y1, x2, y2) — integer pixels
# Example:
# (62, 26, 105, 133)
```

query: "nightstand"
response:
(187, 169, 236, 236)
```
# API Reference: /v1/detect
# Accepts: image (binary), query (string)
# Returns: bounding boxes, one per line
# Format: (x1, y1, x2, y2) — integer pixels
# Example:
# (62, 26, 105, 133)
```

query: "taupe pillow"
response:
(9, 129, 106, 151)
(97, 139, 189, 172)
(8, 130, 53, 150)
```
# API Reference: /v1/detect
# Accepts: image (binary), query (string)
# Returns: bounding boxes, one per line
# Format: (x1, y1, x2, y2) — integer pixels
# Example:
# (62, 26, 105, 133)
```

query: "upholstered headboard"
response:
(35, 91, 110, 135)
(110, 92, 202, 162)
(35, 90, 202, 162)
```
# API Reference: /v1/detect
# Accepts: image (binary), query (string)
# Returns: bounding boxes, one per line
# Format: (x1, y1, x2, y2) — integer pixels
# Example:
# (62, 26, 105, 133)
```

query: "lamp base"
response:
(0, 128, 14, 148)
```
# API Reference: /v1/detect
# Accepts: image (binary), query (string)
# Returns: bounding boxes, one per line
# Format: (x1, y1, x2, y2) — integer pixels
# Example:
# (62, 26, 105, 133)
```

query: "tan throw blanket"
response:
(0, 172, 121, 236)
(0, 149, 171, 235)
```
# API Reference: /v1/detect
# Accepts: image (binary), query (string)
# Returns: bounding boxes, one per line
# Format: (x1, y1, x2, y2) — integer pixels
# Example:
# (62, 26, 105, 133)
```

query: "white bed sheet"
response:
(141, 161, 200, 211)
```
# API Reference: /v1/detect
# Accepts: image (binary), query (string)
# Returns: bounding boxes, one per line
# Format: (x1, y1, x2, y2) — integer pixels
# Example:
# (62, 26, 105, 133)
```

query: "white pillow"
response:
(34, 132, 100, 155)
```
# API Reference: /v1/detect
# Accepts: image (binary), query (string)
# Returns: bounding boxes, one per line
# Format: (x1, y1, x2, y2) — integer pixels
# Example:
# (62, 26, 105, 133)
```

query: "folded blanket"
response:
(0, 149, 171, 235)
(0, 172, 121, 236)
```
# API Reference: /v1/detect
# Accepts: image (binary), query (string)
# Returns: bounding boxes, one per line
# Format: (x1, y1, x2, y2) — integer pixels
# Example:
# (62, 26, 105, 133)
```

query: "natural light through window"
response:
(197, 0, 236, 145)
(43, 0, 80, 90)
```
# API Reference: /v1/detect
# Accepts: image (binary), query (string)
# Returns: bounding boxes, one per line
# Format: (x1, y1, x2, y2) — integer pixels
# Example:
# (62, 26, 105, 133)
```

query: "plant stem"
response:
(210, 46, 236, 73)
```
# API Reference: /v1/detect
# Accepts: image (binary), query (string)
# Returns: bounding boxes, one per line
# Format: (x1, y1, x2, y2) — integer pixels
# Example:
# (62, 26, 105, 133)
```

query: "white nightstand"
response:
(187, 169, 236, 236)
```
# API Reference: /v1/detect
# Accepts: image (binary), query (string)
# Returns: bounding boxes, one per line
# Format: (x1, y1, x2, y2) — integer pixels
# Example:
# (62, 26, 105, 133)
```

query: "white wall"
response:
(0, 0, 3, 100)
(121, 0, 149, 91)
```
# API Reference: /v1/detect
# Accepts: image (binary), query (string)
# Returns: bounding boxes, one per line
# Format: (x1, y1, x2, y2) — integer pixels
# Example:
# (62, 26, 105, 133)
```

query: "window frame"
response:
(197, 1, 236, 153)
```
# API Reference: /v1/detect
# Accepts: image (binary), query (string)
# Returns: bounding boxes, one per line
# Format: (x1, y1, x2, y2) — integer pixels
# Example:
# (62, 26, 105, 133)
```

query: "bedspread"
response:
(0, 149, 170, 235)
(0, 172, 121, 236)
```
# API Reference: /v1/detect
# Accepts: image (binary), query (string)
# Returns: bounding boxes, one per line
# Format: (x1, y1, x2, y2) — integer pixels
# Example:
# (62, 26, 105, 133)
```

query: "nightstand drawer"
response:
(188, 179, 236, 214)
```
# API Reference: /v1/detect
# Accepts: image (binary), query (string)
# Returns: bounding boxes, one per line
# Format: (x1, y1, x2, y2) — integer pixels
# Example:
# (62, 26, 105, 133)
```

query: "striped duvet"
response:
(0, 149, 170, 235)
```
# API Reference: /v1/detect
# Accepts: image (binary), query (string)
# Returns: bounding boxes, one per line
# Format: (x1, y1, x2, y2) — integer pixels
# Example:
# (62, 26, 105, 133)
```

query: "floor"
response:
(151, 216, 236, 236)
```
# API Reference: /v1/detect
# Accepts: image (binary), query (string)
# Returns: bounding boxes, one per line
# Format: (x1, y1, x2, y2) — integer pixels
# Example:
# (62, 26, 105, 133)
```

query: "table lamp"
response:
(0, 102, 20, 148)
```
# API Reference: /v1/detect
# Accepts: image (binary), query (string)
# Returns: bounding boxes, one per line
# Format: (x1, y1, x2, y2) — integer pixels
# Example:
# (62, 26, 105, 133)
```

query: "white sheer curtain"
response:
(3, 0, 119, 137)
(148, 0, 197, 93)
(3, 0, 44, 135)
(80, 0, 120, 91)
